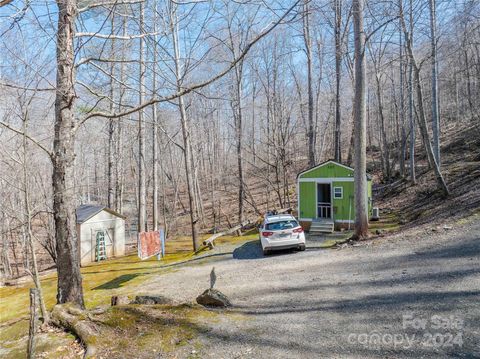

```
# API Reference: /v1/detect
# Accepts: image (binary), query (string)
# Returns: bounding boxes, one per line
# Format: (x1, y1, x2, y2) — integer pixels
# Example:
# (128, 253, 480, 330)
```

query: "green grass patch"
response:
(94, 304, 220, 357)
(368, 211, 401, 232)
(0, 229, 257, 356)
(0, 230, 255, 357)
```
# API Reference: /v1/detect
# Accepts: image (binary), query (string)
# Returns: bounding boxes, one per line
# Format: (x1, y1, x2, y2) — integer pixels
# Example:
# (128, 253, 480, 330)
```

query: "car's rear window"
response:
(265, 220, 299, 230)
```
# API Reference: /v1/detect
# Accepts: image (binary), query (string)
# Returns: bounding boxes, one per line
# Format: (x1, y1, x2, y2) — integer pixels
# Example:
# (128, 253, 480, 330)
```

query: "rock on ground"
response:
(196, 289, 231, 307)
(133, 295, 173, 305)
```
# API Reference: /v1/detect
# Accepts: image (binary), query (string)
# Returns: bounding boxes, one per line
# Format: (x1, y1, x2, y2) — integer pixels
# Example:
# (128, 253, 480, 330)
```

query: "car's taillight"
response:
(262, 231, 274, 237)
(293, 227, 303, 234)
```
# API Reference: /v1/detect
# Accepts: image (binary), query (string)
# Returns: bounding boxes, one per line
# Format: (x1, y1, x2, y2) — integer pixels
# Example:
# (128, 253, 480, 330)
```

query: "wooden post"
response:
(27, 288, 39, 359)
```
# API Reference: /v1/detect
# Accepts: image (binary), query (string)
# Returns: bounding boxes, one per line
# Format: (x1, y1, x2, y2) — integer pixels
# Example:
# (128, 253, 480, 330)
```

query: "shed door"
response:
(105, 228, 115, 257)
(317, 183, 332, 218)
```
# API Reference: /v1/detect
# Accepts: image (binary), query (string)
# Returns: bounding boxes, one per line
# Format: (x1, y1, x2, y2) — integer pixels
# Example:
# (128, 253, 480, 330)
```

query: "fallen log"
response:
(50, 304, 98, 358)
(203, 220, 251, 249)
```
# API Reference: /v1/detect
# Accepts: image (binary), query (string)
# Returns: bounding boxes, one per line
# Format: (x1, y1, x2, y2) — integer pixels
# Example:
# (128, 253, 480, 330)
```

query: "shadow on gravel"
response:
(373, 236, 480, 272)
(232, 240, 263, 259)
(231, 289, 480, 315)
(232, 240, 300, 260)
(411, 236, 479, 259)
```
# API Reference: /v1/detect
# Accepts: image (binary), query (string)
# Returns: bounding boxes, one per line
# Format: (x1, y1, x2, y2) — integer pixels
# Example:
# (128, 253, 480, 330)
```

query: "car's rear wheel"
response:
(263, 249, 270, 256)
(298, 244, 306, 251)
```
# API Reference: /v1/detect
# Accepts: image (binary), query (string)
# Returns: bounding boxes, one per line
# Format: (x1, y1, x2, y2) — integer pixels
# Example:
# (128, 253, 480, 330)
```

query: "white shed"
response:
(76, 204, 126, 266)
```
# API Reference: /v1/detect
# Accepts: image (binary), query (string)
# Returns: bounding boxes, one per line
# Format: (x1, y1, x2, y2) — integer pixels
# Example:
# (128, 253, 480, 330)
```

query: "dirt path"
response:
(140, 219, 480, 358)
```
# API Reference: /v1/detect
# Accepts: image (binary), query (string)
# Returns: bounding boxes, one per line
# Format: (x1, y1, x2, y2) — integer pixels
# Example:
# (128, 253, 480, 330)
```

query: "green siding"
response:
(331, 180, 373, 220)
(332, 181, 354, 221)
(300, 162, 354, 179)
(299, 181, 316, 218)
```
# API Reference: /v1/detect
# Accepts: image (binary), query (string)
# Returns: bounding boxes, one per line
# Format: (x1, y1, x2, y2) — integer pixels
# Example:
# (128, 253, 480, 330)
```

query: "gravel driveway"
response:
(141, 220, 480, 358)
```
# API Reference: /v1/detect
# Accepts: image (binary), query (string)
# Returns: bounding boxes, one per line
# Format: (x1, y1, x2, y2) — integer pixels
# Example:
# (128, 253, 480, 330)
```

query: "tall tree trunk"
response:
(54, 0, 84, 307)
(374, 72, 391, 181)
(22, 115, 49, 323)
(352, 0, 368, 239)
(107, 14, 116, 209)
(251, 81, 257, 165)
(408, 60, 416, 182)
(232, 63, 245, 224)
(463, 46, 474, 116)
(334, 0, 342, 163)
(346, 119, 354, 166)
(403, 0, 416, 184)
(138, 1, 146, 233)
(170, 1, 199, 251)
(429, 0, 440, 166)
(115, 10, 127, 213)
(152, 3, 159, 231)
(303, 0, 315, 166)
(399, 27, 406, 177)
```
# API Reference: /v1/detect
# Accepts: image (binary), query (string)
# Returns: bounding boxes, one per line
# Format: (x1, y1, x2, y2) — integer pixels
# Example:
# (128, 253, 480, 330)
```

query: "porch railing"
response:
(317, 202, 331, 218)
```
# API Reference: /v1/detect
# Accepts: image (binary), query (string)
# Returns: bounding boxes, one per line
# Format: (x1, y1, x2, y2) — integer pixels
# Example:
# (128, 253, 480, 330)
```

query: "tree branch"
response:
(0, 0, 14, 6)
(0, 121, 54, 160)
(0, 81, 55, 92)
(75, 57, 143, 68)
(75, 32, 162, 40)
(77, 0, 144, 13)
(75, 0, 301, 130)
(366, 16, 400, 43)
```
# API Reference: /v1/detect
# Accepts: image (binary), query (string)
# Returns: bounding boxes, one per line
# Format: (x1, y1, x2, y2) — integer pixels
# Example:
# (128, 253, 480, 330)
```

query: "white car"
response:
(260, 214, 306, 255)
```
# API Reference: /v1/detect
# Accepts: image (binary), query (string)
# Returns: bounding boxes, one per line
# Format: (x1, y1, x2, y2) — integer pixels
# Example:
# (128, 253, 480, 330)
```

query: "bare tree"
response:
(21, 113, 49, 323)
(429, 0, 440, 166)
(53, 0, 84, 307)
(152, 2, 159, 231)
(303, 0, 315, 166)
(332, 0, 350, 163)
(138, 0, 147, 233)
(352, 0, 368, 239)
(405, 0, 416, 184)
(169, 0, 200, 250)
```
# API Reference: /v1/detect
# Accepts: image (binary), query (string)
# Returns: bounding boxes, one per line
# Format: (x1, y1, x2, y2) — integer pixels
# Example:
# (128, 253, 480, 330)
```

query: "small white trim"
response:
(335, 220, 355, 224)
(299, 218, 313, 222)
(299, 177, 354, 182)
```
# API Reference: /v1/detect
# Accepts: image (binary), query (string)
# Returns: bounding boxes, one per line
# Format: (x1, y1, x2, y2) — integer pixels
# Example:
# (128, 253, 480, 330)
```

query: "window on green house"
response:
(333, 186, 343, 199)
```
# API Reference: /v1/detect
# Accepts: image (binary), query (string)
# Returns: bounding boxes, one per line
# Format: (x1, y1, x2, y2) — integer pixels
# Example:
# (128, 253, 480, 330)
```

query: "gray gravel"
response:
(142, 219, 480, 358)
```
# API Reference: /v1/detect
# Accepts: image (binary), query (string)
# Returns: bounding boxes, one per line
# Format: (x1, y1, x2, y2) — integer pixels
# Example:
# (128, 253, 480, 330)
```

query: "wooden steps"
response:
(309, 219, 334, 234)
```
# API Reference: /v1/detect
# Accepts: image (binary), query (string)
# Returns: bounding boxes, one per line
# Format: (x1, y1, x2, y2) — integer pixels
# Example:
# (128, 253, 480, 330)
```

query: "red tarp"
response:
(138, 231, 160, 260)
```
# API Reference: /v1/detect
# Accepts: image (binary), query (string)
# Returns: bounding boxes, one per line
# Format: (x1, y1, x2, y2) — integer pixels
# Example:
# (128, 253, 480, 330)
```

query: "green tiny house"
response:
(297, 160, 372, 231)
